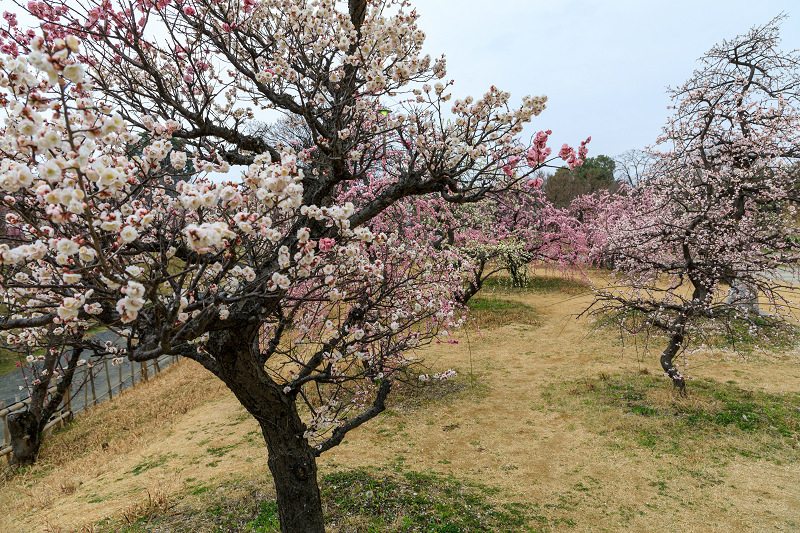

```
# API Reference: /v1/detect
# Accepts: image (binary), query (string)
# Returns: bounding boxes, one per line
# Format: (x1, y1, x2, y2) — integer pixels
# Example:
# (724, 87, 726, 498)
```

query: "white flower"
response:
(116, 297, 142, 322)
(84, 303, 103, 315)
(183, 222, 235, 253)
(241, 266, 256, 282)
(38, 129, 62, 151)
(39, 160, 62, 182)
(62, 63, 84, 83)
(125, 281, 146, 299)
(119, 226, 138, 243)
(53, 238, 80, 256)
(271, 272, 291, 289)
(65, 35, 81, 53)
(101, 113, 125, 135)
(58, 295, 84, 320)
(78, 246, 96, 261)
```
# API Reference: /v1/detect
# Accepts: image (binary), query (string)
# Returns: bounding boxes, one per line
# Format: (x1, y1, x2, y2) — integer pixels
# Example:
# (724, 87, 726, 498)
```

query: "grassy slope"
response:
(1, 272, 799, 532)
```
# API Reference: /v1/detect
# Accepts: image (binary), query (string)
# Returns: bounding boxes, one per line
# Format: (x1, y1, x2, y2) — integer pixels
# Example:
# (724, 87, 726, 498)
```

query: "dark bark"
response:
(258, 403, 325, 533)
(458, 258, 487, 305)
(660, 330, 686, 392)
(7, 344, 82, 466)
(204, 322, 325, 533)
(348, 0, 367, 31)
(8, 411, 42, 466)
(507, 253, 529, 288)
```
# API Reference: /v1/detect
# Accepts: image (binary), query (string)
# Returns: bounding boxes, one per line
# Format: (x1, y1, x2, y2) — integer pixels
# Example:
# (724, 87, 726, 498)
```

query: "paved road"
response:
(0, 331, 175, 411)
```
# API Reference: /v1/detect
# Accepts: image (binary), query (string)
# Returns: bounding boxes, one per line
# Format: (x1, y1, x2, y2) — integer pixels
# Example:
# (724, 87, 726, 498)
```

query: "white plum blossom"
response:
(119, 226, 138, 243)
(170, 151, 187, 170)
(62, 63, 84, 83)
(183, 222, 236, 253)
(53, 238, 80, 256)
(57, 295, 85, 320)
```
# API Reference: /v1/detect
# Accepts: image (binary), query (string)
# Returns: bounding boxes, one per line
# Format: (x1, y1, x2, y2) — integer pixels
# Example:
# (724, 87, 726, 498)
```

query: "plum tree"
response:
(588, 16, 800, 390)
(0, 1, 581, 530)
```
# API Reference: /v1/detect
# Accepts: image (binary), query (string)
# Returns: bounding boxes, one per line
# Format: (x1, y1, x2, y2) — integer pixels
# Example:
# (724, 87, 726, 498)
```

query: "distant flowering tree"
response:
(373, 134, 589, 304)
(430, 185, 587, 301)
(0, 1, 582, 530)
(588, 16, 800, 390)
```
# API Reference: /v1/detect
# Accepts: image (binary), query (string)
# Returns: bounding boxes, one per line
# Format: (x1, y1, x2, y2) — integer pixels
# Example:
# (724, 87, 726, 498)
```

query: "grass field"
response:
(1, 271, 799, 532)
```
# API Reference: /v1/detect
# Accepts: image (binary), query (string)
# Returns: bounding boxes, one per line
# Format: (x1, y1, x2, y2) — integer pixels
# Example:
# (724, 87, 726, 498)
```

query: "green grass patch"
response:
(245, 500, 279, 532)
(467, 296, 539, 327)
(0, 349, 18, 378)
(544, 372, 800, 462)
(321, 467, 537, 532)
(206, 444, 237, 457)
(713, 316, 799, 354)
(594, 309, 799, 356)
(0, 322, 108, 378)
(92, 467, 543, 532)
(129, 453, 174, 476)
(481, 274, 588, 295)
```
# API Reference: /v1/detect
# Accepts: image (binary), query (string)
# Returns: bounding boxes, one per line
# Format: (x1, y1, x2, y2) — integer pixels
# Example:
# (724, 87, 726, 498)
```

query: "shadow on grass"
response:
(467, 297, 539, 328)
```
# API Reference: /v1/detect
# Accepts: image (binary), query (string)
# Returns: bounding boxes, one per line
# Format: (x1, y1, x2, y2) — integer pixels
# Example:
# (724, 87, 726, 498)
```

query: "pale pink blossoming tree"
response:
(0, 1, 580, 530)
(586, 16, 800, 390)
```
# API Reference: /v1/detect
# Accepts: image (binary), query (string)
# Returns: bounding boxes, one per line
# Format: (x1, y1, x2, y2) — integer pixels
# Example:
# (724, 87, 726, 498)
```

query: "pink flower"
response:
(183, 6, 196, 16)
(318, 238, 335, 251)
(3, 11, 17, 27)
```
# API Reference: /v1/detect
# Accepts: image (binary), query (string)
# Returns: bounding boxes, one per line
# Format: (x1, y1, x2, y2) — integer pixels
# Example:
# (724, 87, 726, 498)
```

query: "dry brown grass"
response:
(0, 359, 230, 531)
(118, 487, 174, 527)
(35, 358, 224, 467)
(1, 272, 799, 532)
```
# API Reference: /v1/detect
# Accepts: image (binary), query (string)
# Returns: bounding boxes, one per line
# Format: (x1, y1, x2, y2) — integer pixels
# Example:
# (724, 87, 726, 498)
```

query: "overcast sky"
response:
(411, 0, 800, 161)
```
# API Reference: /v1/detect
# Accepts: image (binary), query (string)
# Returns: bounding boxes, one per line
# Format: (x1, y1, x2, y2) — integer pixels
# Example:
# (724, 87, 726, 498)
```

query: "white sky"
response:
(412, 0, 800, 161)
(12, 1, 798, 165)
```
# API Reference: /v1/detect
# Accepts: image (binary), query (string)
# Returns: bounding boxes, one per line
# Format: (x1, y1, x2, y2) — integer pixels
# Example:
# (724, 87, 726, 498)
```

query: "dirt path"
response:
(1, 281, 799, 532)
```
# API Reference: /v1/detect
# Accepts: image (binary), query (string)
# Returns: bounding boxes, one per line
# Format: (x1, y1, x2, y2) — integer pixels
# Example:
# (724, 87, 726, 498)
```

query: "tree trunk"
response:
(507, 257, 524, 287)
(206, 321, 326, 533)
(258, 406, 325, 533)
(457, 258, 487, 305)
(8, 410, 43, 466)
(660, 331, 686, 392)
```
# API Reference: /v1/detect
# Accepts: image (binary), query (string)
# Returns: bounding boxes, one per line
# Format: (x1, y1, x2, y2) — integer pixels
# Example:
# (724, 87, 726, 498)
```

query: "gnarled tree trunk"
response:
(660, 314, 687, 392)
(259, 401, 325, 533)
(7, 410, 43, 466)
(206, 321, 326, 533)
